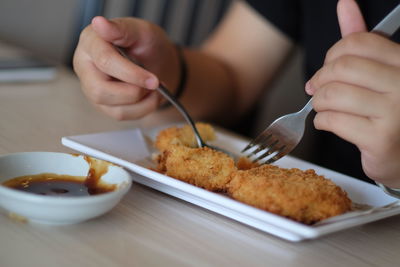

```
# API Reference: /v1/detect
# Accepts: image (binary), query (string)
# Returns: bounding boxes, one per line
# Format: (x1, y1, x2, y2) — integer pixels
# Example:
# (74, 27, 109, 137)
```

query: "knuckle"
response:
(81, 25, 93, 36)
(309, 69, 323, 89)
(331, 55, 353, 75)
(321, 84, 337, 102)
(314, 83, 339, 109)
(314, 112, 335, 130)
(77, 26, 93, 44)
(325, 33, 368, 63)
(342, 32, 366, 50)
(72, 55, 82, 76)
(324, 112, 336, 126)
(126, 87, 143, 102)
(325, 46, 335, 62)
(313, 113, 323, 129)
(90, 86, 106, 104)
(109, 107, 127, 121)
(97, 53, 112, 70)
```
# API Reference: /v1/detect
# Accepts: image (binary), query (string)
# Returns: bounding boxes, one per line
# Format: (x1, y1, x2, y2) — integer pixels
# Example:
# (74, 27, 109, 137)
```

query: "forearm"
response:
(177, 48, 239, 124)
(73, 2, 291, 124)
(165, 1, 293, 125)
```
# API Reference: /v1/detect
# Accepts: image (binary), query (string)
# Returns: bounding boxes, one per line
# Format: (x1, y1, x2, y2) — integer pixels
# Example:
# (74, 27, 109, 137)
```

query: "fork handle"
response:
(115, 46, 205, 148)
(299, 98, 313, 115)
(156, 83, 205, 147)
(372, 4, 400, 35)
(306, 4, 400, 115)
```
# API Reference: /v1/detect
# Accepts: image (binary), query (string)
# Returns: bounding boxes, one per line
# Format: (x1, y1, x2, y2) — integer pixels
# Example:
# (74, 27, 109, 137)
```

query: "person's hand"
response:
(306, 0, 400, 187)
(73, 16, 180, 120)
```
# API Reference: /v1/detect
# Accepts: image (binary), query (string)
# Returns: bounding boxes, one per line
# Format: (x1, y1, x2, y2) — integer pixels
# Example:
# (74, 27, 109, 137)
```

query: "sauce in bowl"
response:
(2, 156, 116, 196)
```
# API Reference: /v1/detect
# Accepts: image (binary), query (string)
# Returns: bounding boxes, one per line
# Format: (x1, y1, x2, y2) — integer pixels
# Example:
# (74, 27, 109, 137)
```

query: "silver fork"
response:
(242, 3, 400, 165)
(242, 99, 313, 164)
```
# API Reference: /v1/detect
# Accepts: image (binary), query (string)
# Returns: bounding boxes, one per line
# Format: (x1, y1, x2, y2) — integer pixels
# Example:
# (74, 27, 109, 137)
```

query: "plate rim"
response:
(61, 127, 400, 241)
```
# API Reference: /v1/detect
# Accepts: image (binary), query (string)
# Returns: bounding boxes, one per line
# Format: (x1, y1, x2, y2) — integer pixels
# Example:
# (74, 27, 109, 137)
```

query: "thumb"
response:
(337, 0, 367, 37)
(91, 16, 137, 47)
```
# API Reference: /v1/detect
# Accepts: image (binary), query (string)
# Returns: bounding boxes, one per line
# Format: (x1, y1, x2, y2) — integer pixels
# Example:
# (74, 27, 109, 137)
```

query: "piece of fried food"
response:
(155, 123, 216, 152)
(227, 164, 352, 224)
(157, 145, 235, 191)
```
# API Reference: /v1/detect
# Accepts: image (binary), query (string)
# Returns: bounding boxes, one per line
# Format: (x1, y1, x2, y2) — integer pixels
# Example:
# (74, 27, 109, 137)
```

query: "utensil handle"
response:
(307, 4, 400, 114)
(372, 4, 400, 35)
(115, 46, 204, 148)
(156, 84, 205, 147)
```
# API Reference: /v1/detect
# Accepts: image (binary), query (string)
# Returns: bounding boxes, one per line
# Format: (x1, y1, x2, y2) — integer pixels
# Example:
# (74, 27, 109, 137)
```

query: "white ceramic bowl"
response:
(0, 152, 132, 224)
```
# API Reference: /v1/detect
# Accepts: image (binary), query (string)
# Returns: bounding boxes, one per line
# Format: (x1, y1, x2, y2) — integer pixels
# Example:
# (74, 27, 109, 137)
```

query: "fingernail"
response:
(145, 77, 158, 89)
(305, 81, 313, 95)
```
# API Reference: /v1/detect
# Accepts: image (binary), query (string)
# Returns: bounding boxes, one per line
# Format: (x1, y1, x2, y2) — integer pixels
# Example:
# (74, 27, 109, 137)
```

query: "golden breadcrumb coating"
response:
(157, 145, 235, 191)
(227, 164, 352, 224)
(155, 123, 216, 151)
(153, 123, 352, 224)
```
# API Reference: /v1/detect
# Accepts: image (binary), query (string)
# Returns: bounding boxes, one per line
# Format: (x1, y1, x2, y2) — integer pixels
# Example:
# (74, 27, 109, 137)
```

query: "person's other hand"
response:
(73, 16, 180, 120)
(306, 0, 400, 187)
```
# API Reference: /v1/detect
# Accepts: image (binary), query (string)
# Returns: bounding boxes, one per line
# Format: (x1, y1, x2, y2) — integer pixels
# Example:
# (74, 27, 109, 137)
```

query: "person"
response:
(72, 0, 400, 190)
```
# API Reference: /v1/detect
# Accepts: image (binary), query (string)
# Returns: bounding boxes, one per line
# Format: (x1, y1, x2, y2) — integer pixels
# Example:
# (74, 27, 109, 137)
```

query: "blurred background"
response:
(0, 0, 312, 159)
(0, 0, 232, 65)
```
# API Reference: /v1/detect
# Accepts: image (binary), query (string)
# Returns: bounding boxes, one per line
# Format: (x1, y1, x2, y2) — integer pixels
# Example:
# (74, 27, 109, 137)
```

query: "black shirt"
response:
(245, 0, 400, 183)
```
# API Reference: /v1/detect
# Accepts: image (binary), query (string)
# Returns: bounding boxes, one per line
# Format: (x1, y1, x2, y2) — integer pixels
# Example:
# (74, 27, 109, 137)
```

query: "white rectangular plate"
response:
(62, 126, 400, 242)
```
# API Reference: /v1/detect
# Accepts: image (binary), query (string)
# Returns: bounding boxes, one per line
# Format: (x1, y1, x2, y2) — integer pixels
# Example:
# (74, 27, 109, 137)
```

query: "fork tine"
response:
(263, 145, 291, 165)
(263, 148, 288, 164)
(241, 133, 272, 153)
(252, 143, 279, 163)
(253, 143, 285, 163)
(241, 98, 313, 163)
(241, 138, 259, 153)
(250, 139, 278, 158)
(249, 136, 275, 155)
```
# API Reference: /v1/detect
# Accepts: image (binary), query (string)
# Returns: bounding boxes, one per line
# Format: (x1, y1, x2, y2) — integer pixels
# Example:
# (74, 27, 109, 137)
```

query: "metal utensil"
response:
(242, 3, 400, 165)
(115, 46, 233, 155)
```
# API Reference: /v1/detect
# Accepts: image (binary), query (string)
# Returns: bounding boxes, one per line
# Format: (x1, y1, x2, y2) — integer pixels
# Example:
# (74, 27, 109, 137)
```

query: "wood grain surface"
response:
(1, 42, 400, 267)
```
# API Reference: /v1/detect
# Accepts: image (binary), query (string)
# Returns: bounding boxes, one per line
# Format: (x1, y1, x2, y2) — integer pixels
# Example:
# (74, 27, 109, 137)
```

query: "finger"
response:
(314, 111, 372, 149)
(91, 16, 164, 66)
(324, 33, 400, 67)
(91, 16, 141, 47)
(88, 37, 158, 90)
(92, 16, 157, 58)
(310, 55, 400, 94)
(337, 0, 367, 37)
(312, 82, 386, 118)
(89, 16, 159, 89)
(96, 91, 161, 120)
(79, 61, 150, 106)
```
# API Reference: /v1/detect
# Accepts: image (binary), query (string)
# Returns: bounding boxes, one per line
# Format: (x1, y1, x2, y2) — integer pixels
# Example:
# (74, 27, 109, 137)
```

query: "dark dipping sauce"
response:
(2, 156, 117, 196)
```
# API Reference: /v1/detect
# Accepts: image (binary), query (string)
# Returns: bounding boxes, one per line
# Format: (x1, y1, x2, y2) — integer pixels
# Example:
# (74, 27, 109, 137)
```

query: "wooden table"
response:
(1, 44, 400, 267)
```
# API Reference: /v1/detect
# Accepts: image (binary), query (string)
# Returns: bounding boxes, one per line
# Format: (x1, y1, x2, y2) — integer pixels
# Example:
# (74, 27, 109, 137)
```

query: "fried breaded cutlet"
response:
(157, 145, 235, 191)
(155, 123, 216, 152)
(227, 164, 352, 224)
(154, 123, 352, 224)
